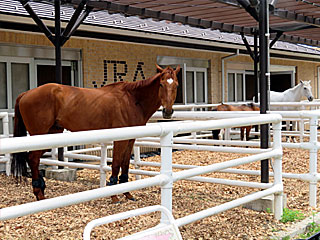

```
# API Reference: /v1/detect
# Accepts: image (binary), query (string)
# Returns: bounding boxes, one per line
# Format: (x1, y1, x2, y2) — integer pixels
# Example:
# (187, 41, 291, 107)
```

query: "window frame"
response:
(0, 56, 35, 111)
(227, 70, 246, 102)
(35, 59, 77, 86)
(183, 66, 208, 104)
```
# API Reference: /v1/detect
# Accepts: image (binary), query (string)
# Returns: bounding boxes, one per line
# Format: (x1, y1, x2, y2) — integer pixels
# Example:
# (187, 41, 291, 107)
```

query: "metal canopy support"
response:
(19, 0, 92, 163)
(270, 31, 283, 48)
(19, 0, 54, 44)
(241, 32, 255, 61)
(236, 0, 259, 21)
(259, 0, 270, 183)
(254, 31, 258, 104)
(61, 0, 92, 46)
(54, 0, 64, 166)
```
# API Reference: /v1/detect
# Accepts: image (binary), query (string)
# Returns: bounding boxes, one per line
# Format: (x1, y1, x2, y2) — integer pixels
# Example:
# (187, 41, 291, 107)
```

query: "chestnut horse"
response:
(11, 65, 180, 203)
(212, 103, 260, 141)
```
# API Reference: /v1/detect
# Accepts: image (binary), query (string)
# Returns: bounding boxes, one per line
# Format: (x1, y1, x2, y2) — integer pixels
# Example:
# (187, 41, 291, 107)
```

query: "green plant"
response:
(299, 212, 320, 239)
(280, 208, 305, 223)
(281, 236, 290, 240)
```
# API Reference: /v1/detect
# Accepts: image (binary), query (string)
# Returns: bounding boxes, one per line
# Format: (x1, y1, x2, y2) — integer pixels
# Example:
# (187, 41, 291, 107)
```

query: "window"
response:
(0, 57, 34, 111)
(184, 67, 208, 104)
(227, 70, 295, 102)
(35, 59, 78, 87)
(0, 57, 79, 134)
(0, 62, 7, 109)
(0, 57, 34, 134)
(227, 71, 245, 102)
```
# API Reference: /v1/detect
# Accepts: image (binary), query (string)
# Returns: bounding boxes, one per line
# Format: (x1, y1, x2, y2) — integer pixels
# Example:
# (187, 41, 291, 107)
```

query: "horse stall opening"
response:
(0, 114, 283, 239)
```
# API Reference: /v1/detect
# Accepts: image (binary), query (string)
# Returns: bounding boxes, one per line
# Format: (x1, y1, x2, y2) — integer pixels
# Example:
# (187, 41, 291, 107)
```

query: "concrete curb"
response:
(271, 212, 320, 239)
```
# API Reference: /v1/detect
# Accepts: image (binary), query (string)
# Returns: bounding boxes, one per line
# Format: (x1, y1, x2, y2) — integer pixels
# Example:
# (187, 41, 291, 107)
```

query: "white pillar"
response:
(3, 113, 10, 176)
(299, 118, 304, 143)
(100, 144, 108, 188)
(134, 146, 141, 180)
(51, 148, 58, 169)
(160, 131, 173, 224)
(309, 115, 318, 207)
(272, 120, 283, 220)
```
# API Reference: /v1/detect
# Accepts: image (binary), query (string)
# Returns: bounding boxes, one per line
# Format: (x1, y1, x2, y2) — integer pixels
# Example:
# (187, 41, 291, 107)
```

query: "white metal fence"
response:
(1, 101, 320, 207)
(0, 114, 283, 238)
(0, 112, 10, 175)
(1, 100, 320, 237)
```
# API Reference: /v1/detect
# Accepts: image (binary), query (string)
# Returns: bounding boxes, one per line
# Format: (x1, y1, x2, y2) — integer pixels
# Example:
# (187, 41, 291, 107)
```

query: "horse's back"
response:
(269, 91, 285, 102)
(216, 104, 239, 111)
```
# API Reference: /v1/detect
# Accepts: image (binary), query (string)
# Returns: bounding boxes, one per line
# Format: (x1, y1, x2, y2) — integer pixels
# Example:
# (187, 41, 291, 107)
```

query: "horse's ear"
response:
(156, 64, 163, 72)
(175, 65, 181, 74)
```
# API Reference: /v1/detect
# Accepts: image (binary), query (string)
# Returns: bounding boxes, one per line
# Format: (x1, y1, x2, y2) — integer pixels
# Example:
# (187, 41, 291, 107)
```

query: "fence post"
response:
(191, 107, 197, 144)
(272, 120, 283, 220)
(134, 146, 141, 180)
(51, 148, 58, 169)
(160, 131, 173, 224)
(3, 113, 10, 176)
(309, 115, 318, 207)
(299, 117, 304, 143)
(100, 144, 108, 188)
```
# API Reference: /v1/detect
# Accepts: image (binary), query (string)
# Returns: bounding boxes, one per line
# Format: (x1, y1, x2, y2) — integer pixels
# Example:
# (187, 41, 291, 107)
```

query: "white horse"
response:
(270, 80, 314, 142)
(270, 80, 313, 103)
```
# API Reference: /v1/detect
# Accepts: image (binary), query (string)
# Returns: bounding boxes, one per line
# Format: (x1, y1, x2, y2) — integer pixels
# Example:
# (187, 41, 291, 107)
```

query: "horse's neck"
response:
(129, 75, 161, 119)
(283, 84, 302, 101)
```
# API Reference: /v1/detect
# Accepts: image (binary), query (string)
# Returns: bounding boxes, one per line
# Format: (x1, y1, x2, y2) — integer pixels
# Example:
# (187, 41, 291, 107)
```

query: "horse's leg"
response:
(119, 139, 136, 201)
(246, 126, 252, 141)
(292, 121, 297, 143)
(286, 121, 292, 142)
(240, 127, 245, 141)
(109, 140, 133, 203)
(27, 150, 46, 200)
(212, 130, 220, 140)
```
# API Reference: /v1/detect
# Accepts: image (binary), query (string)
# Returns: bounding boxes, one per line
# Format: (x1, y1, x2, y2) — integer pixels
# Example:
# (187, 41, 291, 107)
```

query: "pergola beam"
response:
(19, 0, 54, 44)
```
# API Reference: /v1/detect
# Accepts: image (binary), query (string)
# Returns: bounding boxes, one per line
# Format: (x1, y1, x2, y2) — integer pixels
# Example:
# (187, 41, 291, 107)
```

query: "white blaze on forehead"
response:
(167, 78, 174, 84)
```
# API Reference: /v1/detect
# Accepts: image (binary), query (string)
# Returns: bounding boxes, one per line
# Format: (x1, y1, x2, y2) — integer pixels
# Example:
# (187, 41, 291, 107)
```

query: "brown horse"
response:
(11, 65, 180, 203)
(212, 103, 260, 141)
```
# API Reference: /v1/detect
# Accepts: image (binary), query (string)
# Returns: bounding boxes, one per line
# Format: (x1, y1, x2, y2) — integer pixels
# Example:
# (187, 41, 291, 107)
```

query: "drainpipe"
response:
(221, 49, 240, 103)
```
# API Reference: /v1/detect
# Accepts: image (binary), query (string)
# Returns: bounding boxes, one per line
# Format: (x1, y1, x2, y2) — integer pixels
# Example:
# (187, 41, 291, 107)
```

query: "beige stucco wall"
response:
(1, 29, 320, 103)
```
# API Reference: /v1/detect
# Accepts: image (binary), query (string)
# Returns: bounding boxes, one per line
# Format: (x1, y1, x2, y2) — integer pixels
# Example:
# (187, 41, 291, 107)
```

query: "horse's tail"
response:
(11, 93, 28, 177)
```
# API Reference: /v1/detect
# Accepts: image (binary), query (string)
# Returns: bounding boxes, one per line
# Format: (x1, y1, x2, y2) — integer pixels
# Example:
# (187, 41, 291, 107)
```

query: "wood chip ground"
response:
(1, 147, 320, 239)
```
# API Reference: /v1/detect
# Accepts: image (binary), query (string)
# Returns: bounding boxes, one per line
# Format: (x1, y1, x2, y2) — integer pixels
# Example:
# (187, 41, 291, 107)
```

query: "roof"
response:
(58, 0, 320, 46)
(1, 0, 320, 56)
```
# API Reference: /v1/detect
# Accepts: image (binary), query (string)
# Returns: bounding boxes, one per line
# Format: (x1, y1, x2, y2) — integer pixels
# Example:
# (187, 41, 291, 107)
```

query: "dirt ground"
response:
(1, 148, 320, 240)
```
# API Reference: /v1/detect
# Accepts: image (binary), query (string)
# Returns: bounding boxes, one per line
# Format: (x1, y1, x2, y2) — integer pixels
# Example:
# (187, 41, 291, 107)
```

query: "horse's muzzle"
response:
(308, 96, 314, 101)
(162, 108, 174, 119)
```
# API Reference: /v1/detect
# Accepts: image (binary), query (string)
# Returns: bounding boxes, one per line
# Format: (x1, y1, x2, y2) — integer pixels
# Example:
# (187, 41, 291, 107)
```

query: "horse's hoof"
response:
(36, 196, 46, 201)
(111, 196, 120, 204)
(124, 192, 136, 201)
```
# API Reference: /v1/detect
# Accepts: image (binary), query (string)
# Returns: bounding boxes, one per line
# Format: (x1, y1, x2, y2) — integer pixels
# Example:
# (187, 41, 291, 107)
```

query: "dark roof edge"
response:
(2, 18, 320, 63)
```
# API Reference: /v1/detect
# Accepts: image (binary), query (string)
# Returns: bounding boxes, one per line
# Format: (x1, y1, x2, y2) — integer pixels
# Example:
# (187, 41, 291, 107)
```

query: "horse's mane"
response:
(100, 72, 162, 92)
(101, 67, 176, 93)
(123, 72, 162, 92)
